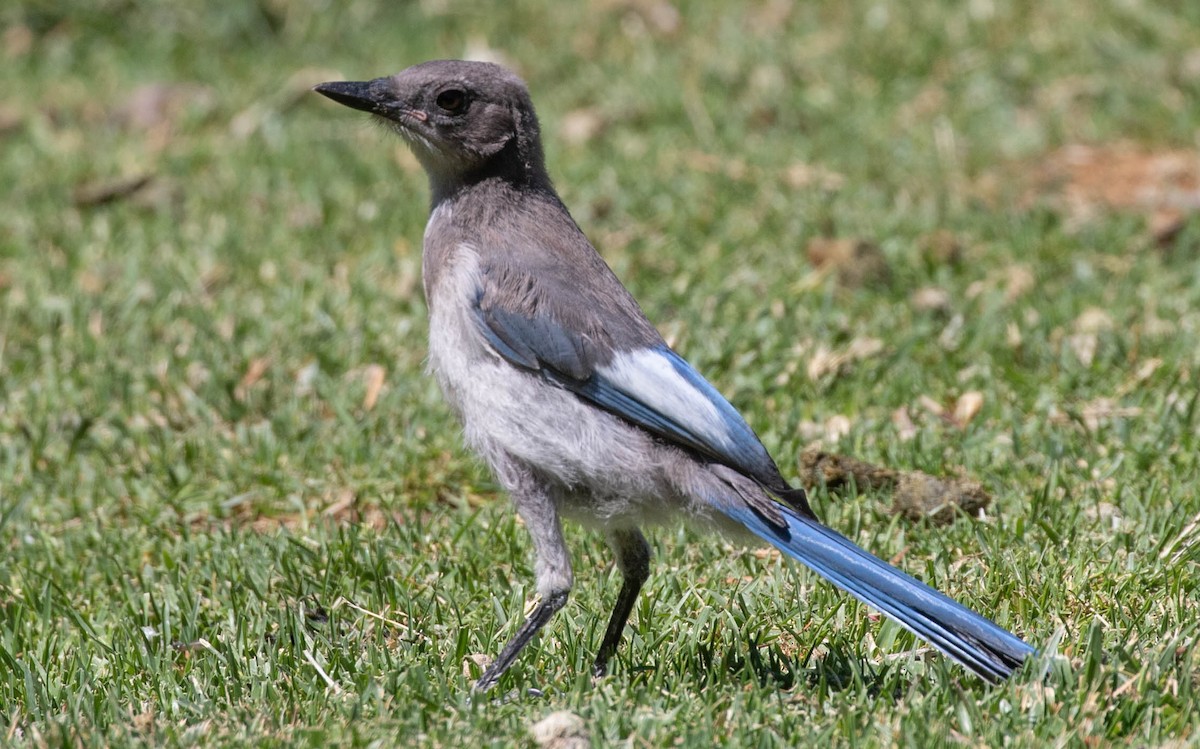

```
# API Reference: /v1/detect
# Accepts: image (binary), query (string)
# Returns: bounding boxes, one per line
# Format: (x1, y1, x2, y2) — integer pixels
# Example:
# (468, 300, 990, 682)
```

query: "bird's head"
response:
(314, 60, 548, 198)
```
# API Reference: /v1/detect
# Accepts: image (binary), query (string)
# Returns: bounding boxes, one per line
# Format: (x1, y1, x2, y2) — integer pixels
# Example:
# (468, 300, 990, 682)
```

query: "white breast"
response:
(424, 243, 489, 418)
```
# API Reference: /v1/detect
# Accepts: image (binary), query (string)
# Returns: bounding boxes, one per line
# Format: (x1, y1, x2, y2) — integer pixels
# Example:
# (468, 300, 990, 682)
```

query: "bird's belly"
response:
(427, 316, 680, 523)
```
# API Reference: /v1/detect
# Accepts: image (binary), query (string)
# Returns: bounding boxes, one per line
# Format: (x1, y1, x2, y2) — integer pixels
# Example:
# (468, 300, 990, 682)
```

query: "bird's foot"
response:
(591, 657, 610, 681)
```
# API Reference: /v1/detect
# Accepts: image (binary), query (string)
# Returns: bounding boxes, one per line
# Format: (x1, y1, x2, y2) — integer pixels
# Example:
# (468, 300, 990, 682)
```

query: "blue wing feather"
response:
(599, 346, 778, 481)
(473, 301, 781, 485)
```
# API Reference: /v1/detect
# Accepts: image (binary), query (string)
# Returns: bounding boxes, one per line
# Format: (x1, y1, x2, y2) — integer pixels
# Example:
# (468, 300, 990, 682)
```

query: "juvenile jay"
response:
(314, 60, 1034, 691)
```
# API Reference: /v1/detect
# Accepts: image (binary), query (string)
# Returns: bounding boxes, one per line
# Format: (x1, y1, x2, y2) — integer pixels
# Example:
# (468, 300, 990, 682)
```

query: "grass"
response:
(2, 0, 1199, 745)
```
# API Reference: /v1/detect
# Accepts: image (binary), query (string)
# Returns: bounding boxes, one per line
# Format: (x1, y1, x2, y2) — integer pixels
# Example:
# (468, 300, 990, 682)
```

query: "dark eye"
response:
(435, 88, 468, 114)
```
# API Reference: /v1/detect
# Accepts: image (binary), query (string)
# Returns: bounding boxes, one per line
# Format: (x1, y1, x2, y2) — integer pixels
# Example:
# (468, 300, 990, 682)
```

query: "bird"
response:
(313, 60, 1035, 691)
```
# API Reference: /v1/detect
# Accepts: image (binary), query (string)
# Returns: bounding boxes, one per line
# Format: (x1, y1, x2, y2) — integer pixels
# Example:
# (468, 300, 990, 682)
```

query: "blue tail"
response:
(719, 502, 1034, 682)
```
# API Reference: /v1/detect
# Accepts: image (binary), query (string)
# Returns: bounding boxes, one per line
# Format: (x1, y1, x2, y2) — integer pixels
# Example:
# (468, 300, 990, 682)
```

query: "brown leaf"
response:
(917, 394, 945, 417)
(919, 230, 964, 266)
(72, 174, 154, 207)
(1006, 322, 1023, 349)
(88, 309, 103, 338)
(1065, 332, 1098, 367)
(805, 337, 884, 381)
(3, 24, 33, 59)
(951, 391, 984, 428)
(362, 364, 386, 411)
(784, 161, 846, 191)
(235, 357, 271, 402)
(892, 406, 918, 441)
(322, 488, 357, 522)
(823, 415, 852, 442)
(1150, 210, 1187, 247)
(911, 286, 952, 313)
(1003, 264, 1036, 302)
(462, 653, 492, 680)
(1132, 358, 1162, 384)
(1074, 307, 1113, 333)
(0, 104, 22, 138)
(806, 237, 891, 287)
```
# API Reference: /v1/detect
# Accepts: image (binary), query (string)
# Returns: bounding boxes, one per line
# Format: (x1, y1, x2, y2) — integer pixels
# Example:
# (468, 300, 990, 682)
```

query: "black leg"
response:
(475, 590, 569, 692)
(592, 528, 651, 677)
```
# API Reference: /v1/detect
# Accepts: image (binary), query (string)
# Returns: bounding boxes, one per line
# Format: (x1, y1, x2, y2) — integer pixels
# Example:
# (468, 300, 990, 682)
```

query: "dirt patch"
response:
(1028, 142, 1200, 244)
(799, 449, 992, 525)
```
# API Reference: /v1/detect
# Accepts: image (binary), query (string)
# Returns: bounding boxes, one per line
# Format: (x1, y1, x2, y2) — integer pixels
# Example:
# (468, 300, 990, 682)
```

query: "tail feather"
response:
(719, 503, 1034, 682)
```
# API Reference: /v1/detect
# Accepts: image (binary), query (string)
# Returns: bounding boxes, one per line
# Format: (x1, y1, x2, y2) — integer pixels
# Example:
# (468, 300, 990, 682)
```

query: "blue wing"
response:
(475, 301, 782, 487)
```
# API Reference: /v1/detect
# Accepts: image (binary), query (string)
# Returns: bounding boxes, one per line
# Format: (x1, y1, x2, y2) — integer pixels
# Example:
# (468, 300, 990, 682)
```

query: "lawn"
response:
(2, 0, 1199, 745)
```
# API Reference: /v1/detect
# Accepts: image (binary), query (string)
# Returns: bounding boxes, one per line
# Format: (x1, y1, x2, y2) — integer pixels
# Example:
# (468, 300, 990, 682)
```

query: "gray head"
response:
(314, 60, 551, 202)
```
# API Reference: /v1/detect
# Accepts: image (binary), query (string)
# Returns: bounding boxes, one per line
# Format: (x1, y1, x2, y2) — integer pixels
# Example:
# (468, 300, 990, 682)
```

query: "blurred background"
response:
(1, 0, 1198, 745)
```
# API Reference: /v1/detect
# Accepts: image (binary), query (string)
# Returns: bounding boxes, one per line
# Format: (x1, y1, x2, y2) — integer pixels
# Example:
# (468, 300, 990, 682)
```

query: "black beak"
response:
(312, 80, 385, 114)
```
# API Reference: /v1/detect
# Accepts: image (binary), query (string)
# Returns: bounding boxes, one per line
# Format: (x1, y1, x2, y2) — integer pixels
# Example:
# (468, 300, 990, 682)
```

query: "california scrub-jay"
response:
(313, 60, 1034, 691)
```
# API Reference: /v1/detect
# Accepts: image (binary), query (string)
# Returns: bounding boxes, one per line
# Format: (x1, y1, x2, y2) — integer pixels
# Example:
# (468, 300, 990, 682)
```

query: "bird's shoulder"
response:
(428, 183, 662, 355)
